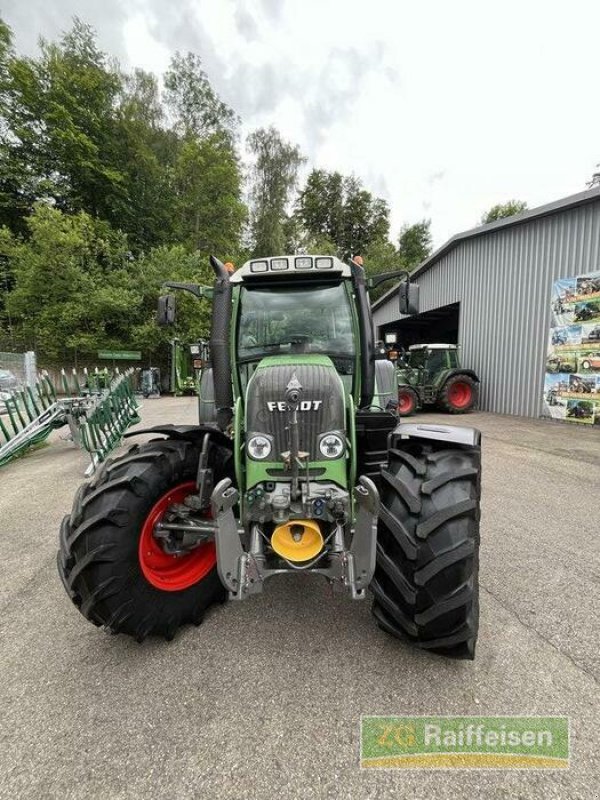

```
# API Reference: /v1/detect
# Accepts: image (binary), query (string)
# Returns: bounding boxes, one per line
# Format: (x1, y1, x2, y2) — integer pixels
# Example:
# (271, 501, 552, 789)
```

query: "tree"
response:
(0, 19, 247, 254)
(164, 52, 237, 140)
(397, 219, 432, 270)
(362, 237, 402, 302)
(1, 204, 124, 360)
(587, 165, 600, 188)
(172, 133, 246, 257)
(481, 200, 527, 224)
(0, 18, 127, 233)
(296, 170, 390, 261)
(247, 127, 305, 257)
(0, 203, 220, 363)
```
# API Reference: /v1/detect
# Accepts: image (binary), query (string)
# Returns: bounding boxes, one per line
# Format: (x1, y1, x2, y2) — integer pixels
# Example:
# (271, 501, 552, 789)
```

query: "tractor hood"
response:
(244, 355, 347, 488)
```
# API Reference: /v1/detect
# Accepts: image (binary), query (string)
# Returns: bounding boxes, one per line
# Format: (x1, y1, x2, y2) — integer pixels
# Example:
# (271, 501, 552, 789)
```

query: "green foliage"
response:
(172, 133, 246, 256)
(0, 18, 245, 254)
(0, 16, 249, 365)
(397, 219, 432, 270)
(0, 204, 213, 363)
(362, 238, 402, 302)
(481, 200, 527, 224)
(247, 127, 305, 257)
(295, 170, 390, 261)
(0, 13, 434, 365)
(1, 19, 126, 231)
(164, 52, 237, 139)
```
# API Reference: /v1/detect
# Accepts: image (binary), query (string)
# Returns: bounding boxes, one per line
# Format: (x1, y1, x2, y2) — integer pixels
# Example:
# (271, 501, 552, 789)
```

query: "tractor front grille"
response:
(245, 362, 345, 461)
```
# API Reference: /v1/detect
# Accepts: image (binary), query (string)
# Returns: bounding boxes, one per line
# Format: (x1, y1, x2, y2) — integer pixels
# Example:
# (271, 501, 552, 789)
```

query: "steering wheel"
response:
(286, 333, 312, 353)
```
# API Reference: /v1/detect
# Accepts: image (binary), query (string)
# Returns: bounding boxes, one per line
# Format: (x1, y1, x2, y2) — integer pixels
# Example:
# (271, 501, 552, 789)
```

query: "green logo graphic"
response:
(361, 716, 569, 769)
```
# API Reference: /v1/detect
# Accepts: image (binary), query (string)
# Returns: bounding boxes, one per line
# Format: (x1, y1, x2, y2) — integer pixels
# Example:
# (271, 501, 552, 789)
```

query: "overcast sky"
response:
(3, 0, 600, 247)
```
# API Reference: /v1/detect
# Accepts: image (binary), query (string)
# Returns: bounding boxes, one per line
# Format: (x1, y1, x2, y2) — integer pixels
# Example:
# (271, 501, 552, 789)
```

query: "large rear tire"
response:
(438, 374, 478, 413)
(371, 440, 481, 659)
(58, 438, 232, 640)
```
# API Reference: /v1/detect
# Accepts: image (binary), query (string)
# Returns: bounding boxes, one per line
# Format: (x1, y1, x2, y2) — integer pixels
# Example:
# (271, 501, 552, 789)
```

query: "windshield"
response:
(236, 282, 356, 390)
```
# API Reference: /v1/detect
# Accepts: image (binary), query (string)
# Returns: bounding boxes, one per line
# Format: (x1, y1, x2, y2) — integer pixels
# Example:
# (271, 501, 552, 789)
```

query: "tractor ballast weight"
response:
(58, 255, 482, 659)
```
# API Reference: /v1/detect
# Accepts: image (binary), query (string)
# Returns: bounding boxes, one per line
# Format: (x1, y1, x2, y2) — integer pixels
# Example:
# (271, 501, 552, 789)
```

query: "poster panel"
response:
(543, 270, 600, 424)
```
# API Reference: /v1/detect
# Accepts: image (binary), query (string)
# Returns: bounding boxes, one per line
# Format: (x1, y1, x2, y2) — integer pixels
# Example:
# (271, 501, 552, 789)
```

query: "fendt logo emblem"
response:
(267, 400, 322, 412)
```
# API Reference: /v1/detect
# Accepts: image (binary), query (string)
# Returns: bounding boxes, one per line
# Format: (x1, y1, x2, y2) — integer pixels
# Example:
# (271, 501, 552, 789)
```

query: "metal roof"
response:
(372, 185, 600, 311)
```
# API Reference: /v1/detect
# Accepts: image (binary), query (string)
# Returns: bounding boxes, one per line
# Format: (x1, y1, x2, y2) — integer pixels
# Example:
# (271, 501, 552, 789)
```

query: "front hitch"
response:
(211, 475, 380, 601)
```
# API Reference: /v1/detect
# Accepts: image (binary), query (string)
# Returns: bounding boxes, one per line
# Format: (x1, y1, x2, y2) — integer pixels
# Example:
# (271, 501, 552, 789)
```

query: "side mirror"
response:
(157, 294, 176, 326)
(399, 281, 419, 316)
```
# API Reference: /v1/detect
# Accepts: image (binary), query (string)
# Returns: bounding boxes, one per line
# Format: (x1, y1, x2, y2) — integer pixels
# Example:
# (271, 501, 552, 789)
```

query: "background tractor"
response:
(395, 343, 479, 416)
(58, 255, 482, 659)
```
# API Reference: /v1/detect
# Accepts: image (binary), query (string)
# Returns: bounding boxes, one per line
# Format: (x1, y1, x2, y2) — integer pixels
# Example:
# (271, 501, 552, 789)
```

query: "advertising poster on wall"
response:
(543, 270, 600, 423)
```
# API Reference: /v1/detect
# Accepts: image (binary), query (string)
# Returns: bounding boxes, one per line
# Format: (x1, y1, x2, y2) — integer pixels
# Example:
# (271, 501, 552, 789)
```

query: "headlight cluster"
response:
(319, 433, 345, 459)
(247, 435, 272, 460)
(247, 432, 345, 460)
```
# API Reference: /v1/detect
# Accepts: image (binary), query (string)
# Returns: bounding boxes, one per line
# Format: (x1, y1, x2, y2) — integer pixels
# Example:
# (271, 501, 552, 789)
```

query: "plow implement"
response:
(0, 368, 140, 474)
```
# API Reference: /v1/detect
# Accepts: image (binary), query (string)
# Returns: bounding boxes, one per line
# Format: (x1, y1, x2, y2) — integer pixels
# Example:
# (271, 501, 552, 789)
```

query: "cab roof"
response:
(230, 255, 351, 283)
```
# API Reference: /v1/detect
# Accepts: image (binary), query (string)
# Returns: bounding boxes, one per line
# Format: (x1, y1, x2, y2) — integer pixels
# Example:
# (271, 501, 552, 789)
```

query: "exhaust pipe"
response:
(209, 255, 234, 431)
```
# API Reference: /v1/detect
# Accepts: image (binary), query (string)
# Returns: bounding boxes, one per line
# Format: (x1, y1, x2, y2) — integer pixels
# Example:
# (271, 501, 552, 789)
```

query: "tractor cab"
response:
(405, 343, 459, 378)
(230, 258, 359, 400)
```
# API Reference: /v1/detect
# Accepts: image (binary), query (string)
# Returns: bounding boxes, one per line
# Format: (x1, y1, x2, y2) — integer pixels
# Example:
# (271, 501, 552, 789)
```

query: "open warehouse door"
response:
(377, 302, 460, 347)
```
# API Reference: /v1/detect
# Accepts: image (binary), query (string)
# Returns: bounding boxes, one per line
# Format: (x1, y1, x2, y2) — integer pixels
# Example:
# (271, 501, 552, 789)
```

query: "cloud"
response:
(427, 170, 446, 186)
(233, 5, 260, 41)
(3, 0, 129, 60)
(4, 0, 600, 246)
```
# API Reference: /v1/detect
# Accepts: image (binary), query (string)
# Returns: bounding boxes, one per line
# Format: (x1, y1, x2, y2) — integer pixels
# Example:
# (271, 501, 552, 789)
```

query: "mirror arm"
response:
(162, 282, 214, 300)
(368, 269, 411, 289)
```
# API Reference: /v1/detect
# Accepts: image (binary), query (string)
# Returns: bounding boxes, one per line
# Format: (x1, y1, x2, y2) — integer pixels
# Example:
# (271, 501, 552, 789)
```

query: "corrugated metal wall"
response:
(372, 201, 600, 417)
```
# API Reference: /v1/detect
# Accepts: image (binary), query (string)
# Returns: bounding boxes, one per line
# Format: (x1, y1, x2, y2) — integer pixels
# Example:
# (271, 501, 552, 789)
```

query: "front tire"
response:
(398, 386, 418, 417)
(371, 440, 481, 658)
(58, 438, 231, 640)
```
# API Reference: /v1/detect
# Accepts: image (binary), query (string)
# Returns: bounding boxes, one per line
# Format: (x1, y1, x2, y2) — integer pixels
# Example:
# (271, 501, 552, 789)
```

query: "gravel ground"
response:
(1, 397, 599, 799)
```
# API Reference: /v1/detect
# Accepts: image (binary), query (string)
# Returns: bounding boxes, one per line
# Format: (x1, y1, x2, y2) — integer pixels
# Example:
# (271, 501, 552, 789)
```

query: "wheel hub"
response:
(448, 382, 472, 409)
(138, 481, 217, 592)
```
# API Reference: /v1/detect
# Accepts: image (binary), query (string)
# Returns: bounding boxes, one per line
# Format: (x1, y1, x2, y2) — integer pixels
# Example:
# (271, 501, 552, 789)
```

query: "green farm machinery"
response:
(0, 368, 139, 474)
(58, 256, 482, 659)
(394, 343, 480, 416)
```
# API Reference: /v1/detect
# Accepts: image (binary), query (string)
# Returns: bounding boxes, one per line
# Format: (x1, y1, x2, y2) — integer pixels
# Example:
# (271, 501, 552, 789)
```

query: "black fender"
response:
(124, 424, 233, 450)
(390, 422, 481, 449)
(442, 368, 480, 384)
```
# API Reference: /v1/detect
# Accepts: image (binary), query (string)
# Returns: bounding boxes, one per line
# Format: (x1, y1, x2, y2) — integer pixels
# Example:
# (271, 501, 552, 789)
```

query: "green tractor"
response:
(395, 344, 480, 416)
(58, 256, 482, 659)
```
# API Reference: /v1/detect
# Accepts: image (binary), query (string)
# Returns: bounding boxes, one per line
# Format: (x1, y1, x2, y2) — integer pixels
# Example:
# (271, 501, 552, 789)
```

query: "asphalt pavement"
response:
(1, 397, 599, 799)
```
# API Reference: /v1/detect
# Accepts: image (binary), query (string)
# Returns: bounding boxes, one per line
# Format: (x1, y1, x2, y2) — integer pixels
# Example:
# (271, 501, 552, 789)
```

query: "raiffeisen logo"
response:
(267, 400, 322, 411)
(360, 716, 569, 769)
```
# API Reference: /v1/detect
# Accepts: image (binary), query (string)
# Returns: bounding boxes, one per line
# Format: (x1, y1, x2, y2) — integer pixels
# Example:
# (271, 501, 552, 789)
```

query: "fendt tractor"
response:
(395, 344, 480, 416)
(58, 255, 482, 659)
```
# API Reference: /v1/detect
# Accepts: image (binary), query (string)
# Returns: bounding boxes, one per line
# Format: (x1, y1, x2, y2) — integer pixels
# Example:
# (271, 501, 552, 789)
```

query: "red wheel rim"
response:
(138, 481, 216, 592)
(448, 382, 473, 409)
(398, 391, 415, 413)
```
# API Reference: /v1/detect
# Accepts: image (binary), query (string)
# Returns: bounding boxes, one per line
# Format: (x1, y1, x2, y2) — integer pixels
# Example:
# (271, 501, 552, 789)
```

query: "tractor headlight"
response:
(319, 432, 345, 459)
(247, 434, 272, 460)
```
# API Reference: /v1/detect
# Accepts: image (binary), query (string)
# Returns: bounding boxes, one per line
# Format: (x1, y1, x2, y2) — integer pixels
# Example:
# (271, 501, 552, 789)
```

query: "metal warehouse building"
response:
(372, 186, 600, 418)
